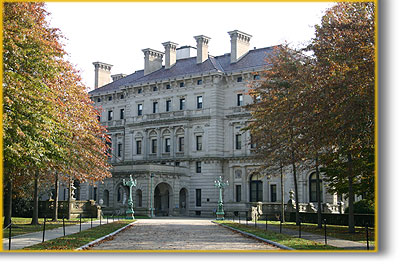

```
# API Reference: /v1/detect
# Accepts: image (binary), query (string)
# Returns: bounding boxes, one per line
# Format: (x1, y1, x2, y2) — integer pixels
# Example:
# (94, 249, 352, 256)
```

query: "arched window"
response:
(250, 173, 263, 202)
(309, 172, 323, 202)
(117, 187, 123, 202)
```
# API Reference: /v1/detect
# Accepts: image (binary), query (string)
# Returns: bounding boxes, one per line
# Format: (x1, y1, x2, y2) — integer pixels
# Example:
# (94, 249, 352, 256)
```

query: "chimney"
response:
(228, 30, 252, 63)
(142, 48, 164, 76)
(93, 62, 113, 89)
(193, 35, 211, 64)
(162, 41, 178, 69)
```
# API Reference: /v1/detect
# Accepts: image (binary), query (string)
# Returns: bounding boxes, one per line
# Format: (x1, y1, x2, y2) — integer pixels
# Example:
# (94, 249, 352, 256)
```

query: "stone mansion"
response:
(59, 30, 344, 217)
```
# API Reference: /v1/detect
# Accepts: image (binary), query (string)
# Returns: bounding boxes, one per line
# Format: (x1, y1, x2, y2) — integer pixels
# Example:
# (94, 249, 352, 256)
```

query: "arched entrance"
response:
(154, 182, 173, 216)
(179, 188, 188, 215)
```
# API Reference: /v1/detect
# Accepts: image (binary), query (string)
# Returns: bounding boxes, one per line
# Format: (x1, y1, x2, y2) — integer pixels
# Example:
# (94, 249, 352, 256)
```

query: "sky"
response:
(45, 1, 334, 91)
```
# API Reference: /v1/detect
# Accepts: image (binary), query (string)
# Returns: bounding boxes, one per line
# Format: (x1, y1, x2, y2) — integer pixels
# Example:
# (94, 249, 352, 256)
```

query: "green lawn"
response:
(257, 220, 375, 246)
(3, 217, 92, 238)
(23, 219, 134, 251)
(217, 221, 344, 250)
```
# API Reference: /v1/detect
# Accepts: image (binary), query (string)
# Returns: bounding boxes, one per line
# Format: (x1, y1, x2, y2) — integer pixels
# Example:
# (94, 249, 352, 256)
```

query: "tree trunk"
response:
(316, 154, 322, 228)
(292, 153, 300, 226)
(280, 163, 285, 223)
(3, 178, 12, 227)
(31, 171, 40, 225)
(347, 153, 355, 233)
(52, 172, 59, 221)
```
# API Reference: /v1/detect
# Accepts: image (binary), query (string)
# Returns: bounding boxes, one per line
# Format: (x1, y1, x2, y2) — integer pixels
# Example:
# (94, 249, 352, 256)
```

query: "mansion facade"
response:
(59, 30, 343, 217)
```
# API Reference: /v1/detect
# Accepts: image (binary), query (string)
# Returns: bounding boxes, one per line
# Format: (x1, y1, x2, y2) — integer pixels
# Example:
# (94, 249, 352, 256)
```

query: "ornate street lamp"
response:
(123, 174, 137, 219)
(214, 176, 229, 220)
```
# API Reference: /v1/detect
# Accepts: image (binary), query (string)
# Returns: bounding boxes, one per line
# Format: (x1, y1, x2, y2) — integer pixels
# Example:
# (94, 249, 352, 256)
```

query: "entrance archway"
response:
(179, 188, 188, 215)
(154, 182, 173, 216)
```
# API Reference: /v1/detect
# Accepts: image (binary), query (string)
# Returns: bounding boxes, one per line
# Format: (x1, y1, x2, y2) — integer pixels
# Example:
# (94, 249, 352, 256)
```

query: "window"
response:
(250, 173, 263, 202)
(237, 94, 243, 106)
(165, 138, 171, 153)
(166, 84, 171, 89)
(196, 161, 201, 173)
(136, 189, 142, 207)
(137, 104, 143, 116)
(120, 94, 124, 99)
(117, 187, 122, 202)
(196, 189, 201, 207)
(197, 96, 203, 109)
(237, 77, 243, 82)
(236, 185, 242, 202)
(196, 136, 202, 151)
(270, 184, 277, 202)
(136, 140, 142, 155)
(97, 115, 101, 122)
(197, 79, 203, 85)
(179, 98, 185, 110)
(138, 88, 142, 94)
(106, 139, 112, 159)
(178, 137, 184, 152)
(120, 109, 125, 120)
(235, 134, 242, 150)
(309, 172, 323, 202)
(166, 100, 171, 112)
(151, 139, 157, 154)
(153, 101, 158, 113)
(117, 143, 122, 157)
(253, 74, 260, 80)
(175, 161, 180, 166)
(108, 96, 113, 101)
(97, 98, 101, 102)
(108, 110, 113, 121)
(153, 86, 158, 91)
(93, 187, 97, 201)
(179, 82, 185, 87)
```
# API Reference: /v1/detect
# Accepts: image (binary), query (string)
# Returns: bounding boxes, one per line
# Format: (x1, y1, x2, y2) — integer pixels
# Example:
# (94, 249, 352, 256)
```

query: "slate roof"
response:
(89, 46, 277, 95)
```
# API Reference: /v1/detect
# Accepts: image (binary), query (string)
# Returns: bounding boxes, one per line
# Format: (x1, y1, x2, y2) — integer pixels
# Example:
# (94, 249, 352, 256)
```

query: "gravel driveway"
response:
(89, 217, 279, 251)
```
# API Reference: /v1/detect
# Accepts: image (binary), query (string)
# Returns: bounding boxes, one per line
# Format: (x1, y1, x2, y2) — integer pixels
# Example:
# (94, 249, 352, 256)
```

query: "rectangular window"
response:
(108, 110, 113, 121)
(138, 88, 142, 94)
(236, 185, 242, 202)
(108, 96, 113, 101)
(235, 134, 242, 150)
(196, 161, 201, 173)
(165, 138, 170, 153)
(237, 94, 243, 106)
(179, 98, 185, 110)
(178, 137, 184, 152)
(197, 79, 203, 85)
(120, 108, 125, 120)
(137, 104, 143, 116)
(166, 84, 171, 89)
(197, 96, 203, 109)
(151, 139, 157, 154)
(93, 187, 97, 201)
(254, 74, 260, 80)
(153, 102, 158, 113)
(166, 100, 171, 112)
(120, 94, 124, 99)
(196, 136, 202, 151)
(117, 143, 122, 157)
(153, 86, 158, 91)
(136, 140, 142, 155)
(179, 82, 185, 87)
(237, 77, 243, 82)
(270, 184, 277, 202)
(196, 189, 201, 207)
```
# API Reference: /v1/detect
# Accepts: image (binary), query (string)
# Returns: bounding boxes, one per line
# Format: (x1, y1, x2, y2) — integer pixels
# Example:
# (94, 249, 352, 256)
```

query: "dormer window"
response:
(166, 84, 171, 89)
(97, 98, 101, 103)
(120, 94, 124, 99)
(153, 86, 158, 92)
(253, 75, 260, 80)
(197, 79, 203, 85)
(179, 82, 185, 87)
(237, 77, 243, 83)
(138, 88, 142, 94)
(108, 96, 113, 101)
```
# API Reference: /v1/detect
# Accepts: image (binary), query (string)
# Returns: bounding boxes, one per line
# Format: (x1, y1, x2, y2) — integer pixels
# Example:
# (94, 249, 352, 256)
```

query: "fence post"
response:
(298, 219, 301, 238)
(280, 218, 282, 233)
(254, 214, 257, 228)
(324, 219, 327, 245)
(79, 214, 82, 232)
(63, 216, 65, 236)
(366, 223, 369, 250)
(8, 223, 12, 250)
(42, 216, 46, 243)
(265, 215, 268, 230)
(100, 212, 102, 225)
(91, 216, 93, 228)
(246, 211, 248, 225)
(238, 212, 241, 224)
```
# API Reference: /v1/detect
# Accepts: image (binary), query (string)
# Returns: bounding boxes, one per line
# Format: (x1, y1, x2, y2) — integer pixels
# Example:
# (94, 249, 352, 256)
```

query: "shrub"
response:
(345, 199, 374, 214)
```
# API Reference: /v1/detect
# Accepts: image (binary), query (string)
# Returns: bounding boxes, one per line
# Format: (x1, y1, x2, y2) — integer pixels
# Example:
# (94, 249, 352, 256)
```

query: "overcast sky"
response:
(45, 2, 334, 91)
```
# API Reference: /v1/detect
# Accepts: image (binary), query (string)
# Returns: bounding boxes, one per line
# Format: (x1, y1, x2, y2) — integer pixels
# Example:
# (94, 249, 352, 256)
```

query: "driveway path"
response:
(89, 218, 279, 251)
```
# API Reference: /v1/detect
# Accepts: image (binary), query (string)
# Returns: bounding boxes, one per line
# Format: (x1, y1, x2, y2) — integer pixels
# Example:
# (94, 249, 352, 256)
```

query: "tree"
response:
(245, 44, 312, 225)
(3, 2, 111, 225)
(310, 2, 375, 233)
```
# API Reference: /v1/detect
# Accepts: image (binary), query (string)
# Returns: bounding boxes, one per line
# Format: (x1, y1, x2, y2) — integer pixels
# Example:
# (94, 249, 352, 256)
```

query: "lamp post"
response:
(123, 174, 137, 219)
(214, 176, 229, 220)
(150, 172, 155, 218)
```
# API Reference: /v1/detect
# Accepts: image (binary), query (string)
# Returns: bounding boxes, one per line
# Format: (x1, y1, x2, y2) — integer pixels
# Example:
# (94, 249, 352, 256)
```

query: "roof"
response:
(89, 46, 277, 95)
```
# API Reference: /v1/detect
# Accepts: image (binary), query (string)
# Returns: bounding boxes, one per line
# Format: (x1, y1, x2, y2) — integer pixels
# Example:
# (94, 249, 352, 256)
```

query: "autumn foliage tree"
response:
(3, 2, 111, 226)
